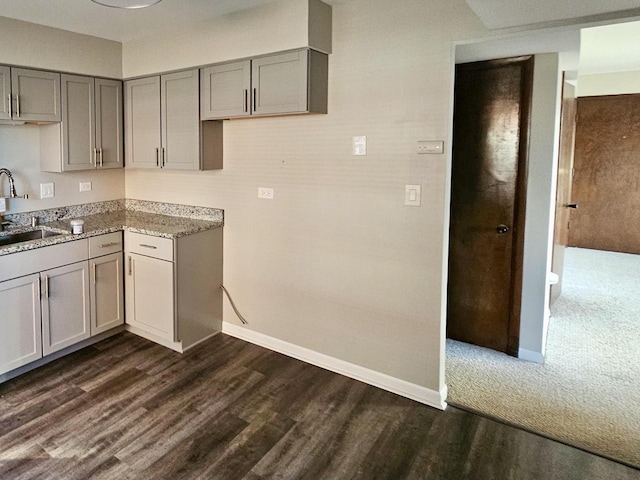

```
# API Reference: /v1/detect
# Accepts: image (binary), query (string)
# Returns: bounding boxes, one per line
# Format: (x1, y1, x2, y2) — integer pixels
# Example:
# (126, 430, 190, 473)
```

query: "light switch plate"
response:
(405, 185, 421, 206)
(417, 141, 444, 154)
(40, 183, 54, 199)
(79, 182, 92, 192)
(0, 197, 6, 213)
(353, 136, 367, 156)
(258, 187, 274, 200)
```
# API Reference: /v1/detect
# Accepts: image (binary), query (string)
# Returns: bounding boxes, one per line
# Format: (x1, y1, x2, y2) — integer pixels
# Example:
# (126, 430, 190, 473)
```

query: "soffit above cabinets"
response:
(0, 0, 278, 42)
(465, 0, 640, 30)
(580, 20, 640, 74)
(0, 0, 348, 43)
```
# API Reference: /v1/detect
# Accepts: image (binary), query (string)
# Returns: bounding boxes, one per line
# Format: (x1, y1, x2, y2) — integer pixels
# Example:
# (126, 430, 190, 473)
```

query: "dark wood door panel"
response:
(569, 94, 640, 254)
(447, 57, 533, 355)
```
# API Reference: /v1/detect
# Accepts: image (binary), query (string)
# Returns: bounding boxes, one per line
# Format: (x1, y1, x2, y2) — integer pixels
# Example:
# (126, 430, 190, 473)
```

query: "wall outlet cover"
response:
(0, 197, 5, 213)
(353, 136, 367, 156)
(40, 183, 55, 199)
(258, 187, 274, 200)
(79, 182, 92, 192)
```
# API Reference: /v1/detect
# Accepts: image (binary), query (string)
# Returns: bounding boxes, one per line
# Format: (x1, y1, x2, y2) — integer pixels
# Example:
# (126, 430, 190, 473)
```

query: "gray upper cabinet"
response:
(11, 68, 61, 122)
(252, 50, 309, 116)
(200, 49, 328, 120)
(201, 60, 251, 120)
(0, 66, 10, 121)
(125, 76, 161, 169)
(95, 78, 124, 169)
(125, 70, 222, 171)
(41, 74, 123, 173)
(162, 70, 200, 170)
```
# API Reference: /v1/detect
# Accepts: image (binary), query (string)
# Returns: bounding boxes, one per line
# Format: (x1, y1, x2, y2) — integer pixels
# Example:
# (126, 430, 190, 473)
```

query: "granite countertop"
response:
(0, 209, 223, 257)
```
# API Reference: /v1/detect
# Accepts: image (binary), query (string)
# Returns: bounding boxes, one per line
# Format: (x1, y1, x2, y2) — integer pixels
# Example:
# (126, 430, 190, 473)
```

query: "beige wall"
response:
(124, 0, 487, 391)
(577, 70, 640, 96)
(0, 17, 124, 214)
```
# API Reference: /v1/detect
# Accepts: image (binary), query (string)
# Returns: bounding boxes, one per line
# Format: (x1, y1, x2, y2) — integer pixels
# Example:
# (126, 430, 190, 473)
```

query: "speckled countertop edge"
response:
(0, 201, 223, 257)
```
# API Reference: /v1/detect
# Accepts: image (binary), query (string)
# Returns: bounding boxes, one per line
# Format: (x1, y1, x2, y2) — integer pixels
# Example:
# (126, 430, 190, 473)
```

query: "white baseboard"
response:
(222, 322, 447, 410)
(519, 347, 545, 364)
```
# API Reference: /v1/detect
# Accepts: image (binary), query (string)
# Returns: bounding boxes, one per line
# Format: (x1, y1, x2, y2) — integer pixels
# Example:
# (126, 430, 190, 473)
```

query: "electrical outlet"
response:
(258, 187, 274, 200)
(40, 183, 55, 199)
(417, 141, 444, 154)
(79, 182, 92, 192)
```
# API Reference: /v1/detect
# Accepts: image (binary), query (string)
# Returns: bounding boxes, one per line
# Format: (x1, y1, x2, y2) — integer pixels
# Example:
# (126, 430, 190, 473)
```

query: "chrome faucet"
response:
(0, 168, 18, 198)
(0, 168, 28, 232)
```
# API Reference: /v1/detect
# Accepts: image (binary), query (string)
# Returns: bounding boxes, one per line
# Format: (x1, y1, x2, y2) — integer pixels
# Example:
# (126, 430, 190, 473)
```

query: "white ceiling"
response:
(465, 0, 640, 30)
(0, 0, 280, 42)
(580, 20, 640, 74)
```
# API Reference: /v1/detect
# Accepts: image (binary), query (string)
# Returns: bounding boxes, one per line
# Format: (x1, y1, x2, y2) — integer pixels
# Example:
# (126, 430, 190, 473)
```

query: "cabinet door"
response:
(61, 74, 95, 171)
(0, 65, 11, 121)
(90, 252, 124, 335)
(11, 68, 61, 122)
(95, 78, 124, 169)
(252, 50, 308, 115)
(41, 262, 91, 356)
(161, 70, 200, 170)
(0, 274, 42, 376)
(125, 76, 161, 169)
(125, 253, 174, 341)
(201, 61, 251, 119)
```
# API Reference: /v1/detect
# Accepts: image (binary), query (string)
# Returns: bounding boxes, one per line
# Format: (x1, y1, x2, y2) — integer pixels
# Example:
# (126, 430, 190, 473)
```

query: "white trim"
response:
(519, 347, 545, 364)
(222, 322, 447, 410)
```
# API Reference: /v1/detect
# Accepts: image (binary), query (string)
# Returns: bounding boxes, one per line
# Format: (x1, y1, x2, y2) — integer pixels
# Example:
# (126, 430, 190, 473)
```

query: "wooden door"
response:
(0, 274, 42, 376)
(61, 74, 95, 171)
(252, 50, 308, 115)
(0, 66, 10, 121)
(41, 261, 91, 356)
(125, 252, 174, 341)
(95, 78, 124, 169)
(125, 76, 161, 169)
(201, 60, 251, 119)
(161, 70, 200, 170)
(568, 94, 640, 254)
(90, 252, 124, 335)
(447, 57, 533, 355)
(550, 81, 577, 304)
(11, 68, 61, 122)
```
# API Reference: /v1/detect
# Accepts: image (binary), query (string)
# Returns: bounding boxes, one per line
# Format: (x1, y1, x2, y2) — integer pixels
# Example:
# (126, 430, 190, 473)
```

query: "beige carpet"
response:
(446, 247, 640, 468)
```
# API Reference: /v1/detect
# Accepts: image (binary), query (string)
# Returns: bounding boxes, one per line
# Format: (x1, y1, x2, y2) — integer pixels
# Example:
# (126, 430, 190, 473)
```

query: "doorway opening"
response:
(444, 20, 640, 469)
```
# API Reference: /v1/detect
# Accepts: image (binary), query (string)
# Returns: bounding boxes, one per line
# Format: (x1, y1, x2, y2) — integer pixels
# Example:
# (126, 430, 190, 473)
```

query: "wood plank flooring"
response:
(0, 332, 637, 480)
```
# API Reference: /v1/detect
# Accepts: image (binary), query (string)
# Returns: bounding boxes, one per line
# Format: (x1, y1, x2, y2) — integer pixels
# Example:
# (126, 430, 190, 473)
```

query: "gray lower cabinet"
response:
(41, 74, 123, 172)
(90, 252, 125, 335)
(124, 229, 223, 352)
(125, 70, 222, 171)
(41, 261, 91, 356)
(125, 252, 175, 341)
(0, 234, 125, 379)
(200, 48, 328, 120)
(10, 67, 61, 122)
(0, 274, 42, 376)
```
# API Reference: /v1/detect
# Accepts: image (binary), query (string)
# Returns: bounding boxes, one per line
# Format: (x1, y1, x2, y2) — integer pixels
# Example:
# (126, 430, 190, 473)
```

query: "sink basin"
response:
(0, 229, 62, 247)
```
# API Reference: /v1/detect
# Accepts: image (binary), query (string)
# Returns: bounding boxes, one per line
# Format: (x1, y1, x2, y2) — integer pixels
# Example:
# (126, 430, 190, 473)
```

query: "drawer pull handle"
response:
(139, 244, 157, 249)
(99, 242, 120, 248)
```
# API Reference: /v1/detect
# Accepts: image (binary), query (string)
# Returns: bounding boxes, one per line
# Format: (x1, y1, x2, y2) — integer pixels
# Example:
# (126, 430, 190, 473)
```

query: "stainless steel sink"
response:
(0, 229, 62, 247)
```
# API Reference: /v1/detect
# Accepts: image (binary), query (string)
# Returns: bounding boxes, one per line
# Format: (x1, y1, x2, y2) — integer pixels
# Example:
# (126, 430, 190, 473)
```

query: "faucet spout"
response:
(0, 168, 21, 198)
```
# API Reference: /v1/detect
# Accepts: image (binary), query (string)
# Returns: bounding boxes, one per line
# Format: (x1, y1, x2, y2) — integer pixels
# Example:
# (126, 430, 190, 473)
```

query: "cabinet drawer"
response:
(89, 232, 123, 258)
(125, 231, 173, 262)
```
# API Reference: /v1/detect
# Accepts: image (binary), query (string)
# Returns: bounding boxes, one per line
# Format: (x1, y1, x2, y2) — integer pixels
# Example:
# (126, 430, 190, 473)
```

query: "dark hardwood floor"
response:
(0, 332, 637, 480)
